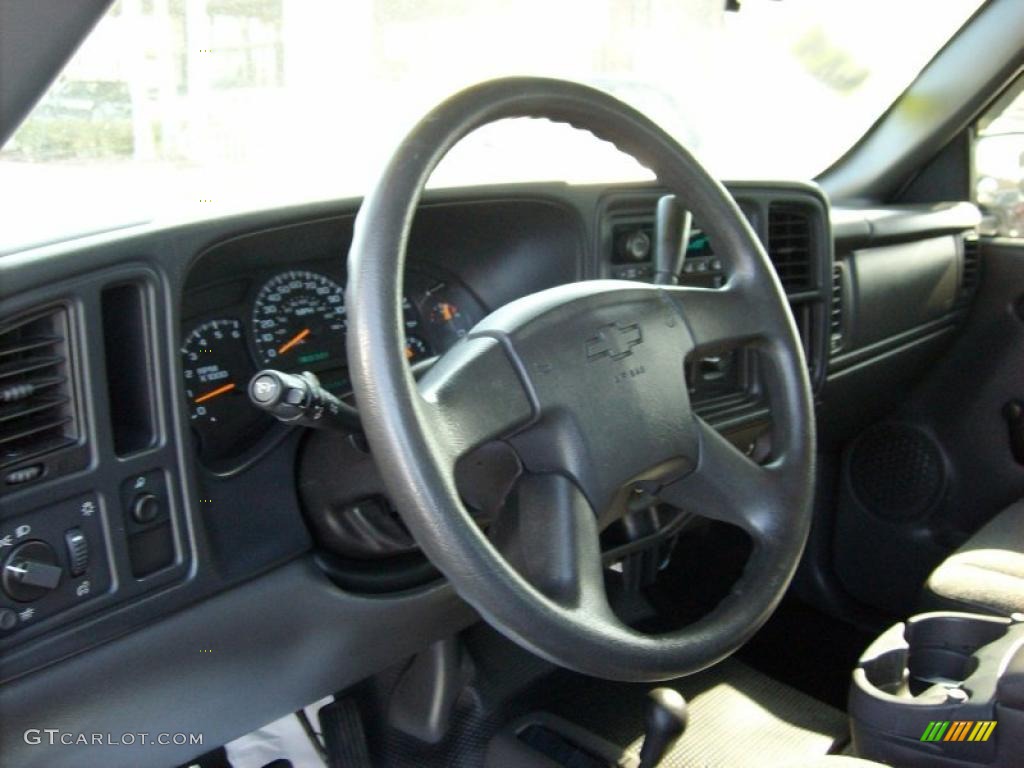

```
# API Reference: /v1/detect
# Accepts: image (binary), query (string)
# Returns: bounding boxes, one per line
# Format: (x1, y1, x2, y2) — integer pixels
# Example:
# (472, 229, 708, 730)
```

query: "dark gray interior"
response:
(3, 2, 1024, 767)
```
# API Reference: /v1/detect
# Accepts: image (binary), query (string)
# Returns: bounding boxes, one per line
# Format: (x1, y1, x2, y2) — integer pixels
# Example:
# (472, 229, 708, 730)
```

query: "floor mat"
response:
(542, 658, 848, 768)
(735, 599, 875, 711)
(641, 520, 875, 711)
(364, 631, 848, 768)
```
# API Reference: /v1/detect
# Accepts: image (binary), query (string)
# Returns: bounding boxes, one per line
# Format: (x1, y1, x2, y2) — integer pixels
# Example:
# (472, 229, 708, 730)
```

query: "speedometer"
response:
(252, 270, 347, 372)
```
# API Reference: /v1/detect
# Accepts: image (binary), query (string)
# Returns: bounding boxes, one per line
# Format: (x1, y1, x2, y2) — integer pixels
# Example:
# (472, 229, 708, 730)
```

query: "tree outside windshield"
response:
(0, 0, 983, 250)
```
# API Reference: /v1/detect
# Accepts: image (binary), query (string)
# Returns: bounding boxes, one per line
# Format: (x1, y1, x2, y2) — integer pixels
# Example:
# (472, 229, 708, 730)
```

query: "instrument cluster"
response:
(180, 265, 483, 468)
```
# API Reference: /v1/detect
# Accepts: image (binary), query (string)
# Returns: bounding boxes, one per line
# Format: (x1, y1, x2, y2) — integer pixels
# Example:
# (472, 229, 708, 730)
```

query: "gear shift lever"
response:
(638, 688, 688, 768)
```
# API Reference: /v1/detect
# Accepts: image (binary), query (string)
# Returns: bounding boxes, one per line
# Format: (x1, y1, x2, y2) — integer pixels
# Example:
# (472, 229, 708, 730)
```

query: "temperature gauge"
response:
(404, 335, 432, 363)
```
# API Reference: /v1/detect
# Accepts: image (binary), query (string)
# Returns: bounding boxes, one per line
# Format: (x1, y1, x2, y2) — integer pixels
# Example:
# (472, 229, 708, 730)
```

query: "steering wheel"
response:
(346, 78, 814, 682)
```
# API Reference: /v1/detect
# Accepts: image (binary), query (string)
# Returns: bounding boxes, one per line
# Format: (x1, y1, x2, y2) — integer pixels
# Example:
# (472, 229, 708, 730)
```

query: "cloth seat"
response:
(923, 498, 1024, 615)
(773, 759, 885, 768)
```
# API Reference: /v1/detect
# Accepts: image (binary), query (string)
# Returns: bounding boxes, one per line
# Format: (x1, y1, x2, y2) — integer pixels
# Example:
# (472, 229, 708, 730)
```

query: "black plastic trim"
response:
(832, 203, 980, 251)
(819, 0, 1024, 202)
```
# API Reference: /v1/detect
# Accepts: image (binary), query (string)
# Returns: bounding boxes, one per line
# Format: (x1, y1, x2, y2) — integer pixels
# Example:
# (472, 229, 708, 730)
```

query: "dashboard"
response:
(0, 179, 982, 768)
(172, 198, 582, 475)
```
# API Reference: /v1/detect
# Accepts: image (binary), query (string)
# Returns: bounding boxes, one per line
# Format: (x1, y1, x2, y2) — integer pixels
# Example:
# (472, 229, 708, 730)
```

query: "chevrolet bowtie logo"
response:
(586, 322, 643, 361)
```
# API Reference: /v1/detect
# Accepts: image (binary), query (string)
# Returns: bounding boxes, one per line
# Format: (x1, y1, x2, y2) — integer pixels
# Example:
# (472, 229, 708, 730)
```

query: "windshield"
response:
(0, 0, 984, 250)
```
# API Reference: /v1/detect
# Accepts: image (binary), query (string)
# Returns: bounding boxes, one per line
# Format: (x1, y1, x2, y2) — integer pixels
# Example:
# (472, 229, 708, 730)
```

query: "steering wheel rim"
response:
(346, 77, 815, 682)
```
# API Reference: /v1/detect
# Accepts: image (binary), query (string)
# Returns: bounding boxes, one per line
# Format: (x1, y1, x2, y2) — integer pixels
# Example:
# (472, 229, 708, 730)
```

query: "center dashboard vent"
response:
(0, 307, 81, 478)
(767, 203, 814, 292)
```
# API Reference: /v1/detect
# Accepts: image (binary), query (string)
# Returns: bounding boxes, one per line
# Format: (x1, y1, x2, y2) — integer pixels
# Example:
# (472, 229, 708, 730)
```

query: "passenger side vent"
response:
(768, 203, 814, 292)
(959, 234, 981, 303)
(830, 264, 844, 353)
(0, 308, 80, 470)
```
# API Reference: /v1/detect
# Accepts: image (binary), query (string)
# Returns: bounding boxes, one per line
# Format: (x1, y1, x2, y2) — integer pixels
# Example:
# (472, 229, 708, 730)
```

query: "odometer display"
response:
(252, 270, 347, 372)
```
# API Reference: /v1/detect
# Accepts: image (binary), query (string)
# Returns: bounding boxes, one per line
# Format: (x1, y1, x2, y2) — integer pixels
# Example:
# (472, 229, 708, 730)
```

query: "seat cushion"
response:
(923, 498, 1024, 615)
(773, 758, 886, 768)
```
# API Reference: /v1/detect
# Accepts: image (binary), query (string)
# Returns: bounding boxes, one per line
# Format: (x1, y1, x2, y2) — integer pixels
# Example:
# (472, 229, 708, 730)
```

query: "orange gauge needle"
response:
(194, 382, 236, 404)
(277, 328, 310, 355)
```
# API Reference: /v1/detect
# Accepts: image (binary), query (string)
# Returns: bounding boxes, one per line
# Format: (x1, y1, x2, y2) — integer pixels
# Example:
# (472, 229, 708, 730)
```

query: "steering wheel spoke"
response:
(493, 473, 615, 618)
(417, 335, 535, 462)
(658, 417, 784, 543)
(668, 283, 766, 351)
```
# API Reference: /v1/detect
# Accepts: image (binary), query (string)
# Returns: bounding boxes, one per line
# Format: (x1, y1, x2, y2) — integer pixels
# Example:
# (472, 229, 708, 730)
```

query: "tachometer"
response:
(182, 318, 270, 462)
(252, 270, 346, 372)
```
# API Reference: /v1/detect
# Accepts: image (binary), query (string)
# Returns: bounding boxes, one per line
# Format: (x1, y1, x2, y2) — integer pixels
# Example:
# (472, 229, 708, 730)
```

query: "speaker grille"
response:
(848, 424, 944, 521)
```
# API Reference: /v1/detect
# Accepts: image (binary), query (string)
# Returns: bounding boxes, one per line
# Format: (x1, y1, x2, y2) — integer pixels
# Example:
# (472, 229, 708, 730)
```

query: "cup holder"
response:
(849, 611, 1024, 767)
(856, 612, 1009, 702)
(906, 647, 978, 695)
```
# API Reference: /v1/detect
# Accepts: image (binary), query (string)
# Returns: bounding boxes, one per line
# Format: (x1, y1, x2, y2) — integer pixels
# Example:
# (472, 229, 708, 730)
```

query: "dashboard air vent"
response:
(768, 203, 814, 292)
(0, 308, 79, 470)
(960, 235, 981, 302)
(830, 264, 844, 352)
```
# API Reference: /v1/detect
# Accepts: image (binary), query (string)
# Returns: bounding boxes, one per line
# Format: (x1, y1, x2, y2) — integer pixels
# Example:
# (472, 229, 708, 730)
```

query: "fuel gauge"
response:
(427, 298, 472, 340)
(407, 274, 484, 355)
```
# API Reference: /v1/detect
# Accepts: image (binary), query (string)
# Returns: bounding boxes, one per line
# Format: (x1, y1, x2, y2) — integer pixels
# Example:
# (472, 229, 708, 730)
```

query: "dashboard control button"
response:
(4, 464, 43, 486)
(131, 494, 161, 525)
(624, 229, 652, 261)
(64, 529, 89, 576)
(2, 540, 63, 602)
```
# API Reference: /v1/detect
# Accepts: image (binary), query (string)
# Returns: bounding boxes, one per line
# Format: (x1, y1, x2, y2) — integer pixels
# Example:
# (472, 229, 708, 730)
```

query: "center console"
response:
(596, 183, 832, 461)
(850, 612, 1024, 767)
